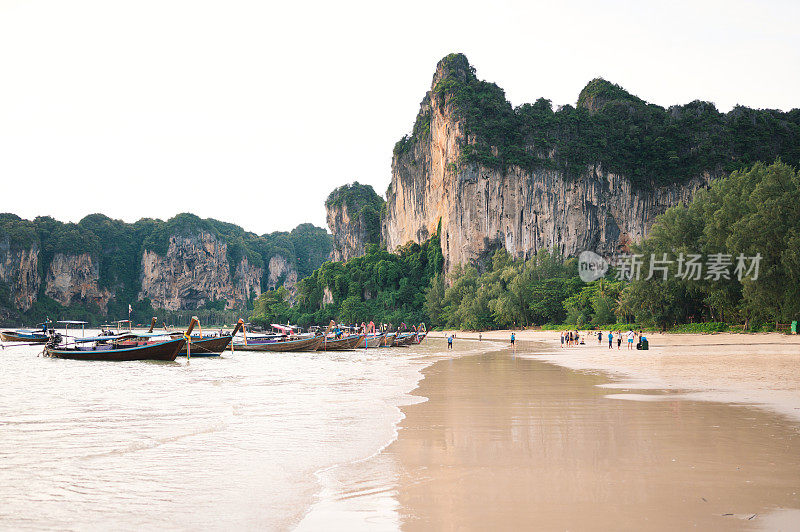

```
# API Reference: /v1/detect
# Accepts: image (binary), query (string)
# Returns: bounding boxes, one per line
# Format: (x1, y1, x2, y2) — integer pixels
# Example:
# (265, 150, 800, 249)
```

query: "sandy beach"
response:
(435, 331, 800, 423)
(373, 334, 800, 530)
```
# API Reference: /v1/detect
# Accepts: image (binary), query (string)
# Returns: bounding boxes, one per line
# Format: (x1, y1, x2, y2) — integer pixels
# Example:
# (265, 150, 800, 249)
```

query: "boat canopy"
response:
(271, 324, 298, 334)
(74, 334, 136, 343)
(57, 320, 89, 324)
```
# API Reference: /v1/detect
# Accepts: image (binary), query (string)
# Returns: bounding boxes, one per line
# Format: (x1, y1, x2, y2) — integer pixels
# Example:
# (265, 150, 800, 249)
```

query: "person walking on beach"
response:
(597, 331, 602, 345)
(560, 331, 565, 348)
(447, 335, 453, 350)
(607, 331, 613, 349)
(627, 330, 635, 350)
(616, 330, 622, 350)
(478, 333, 482, 341)
(510, 332, 515, 348)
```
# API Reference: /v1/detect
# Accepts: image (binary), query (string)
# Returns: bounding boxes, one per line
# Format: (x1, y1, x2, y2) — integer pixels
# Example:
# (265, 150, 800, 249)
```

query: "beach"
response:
(305, 333, 800, 530)
(440, 331, 800, 423)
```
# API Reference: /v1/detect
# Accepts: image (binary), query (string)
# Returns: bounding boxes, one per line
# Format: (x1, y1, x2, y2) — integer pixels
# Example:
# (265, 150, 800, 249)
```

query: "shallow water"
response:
(0, 334, 483, 530)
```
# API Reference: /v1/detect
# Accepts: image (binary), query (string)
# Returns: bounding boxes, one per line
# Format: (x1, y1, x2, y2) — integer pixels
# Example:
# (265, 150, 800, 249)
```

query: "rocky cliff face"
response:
(139, 232, 262, 311)
(326, 202, 368, 262)
(267, 255, 298, 290)
(45, 253, 113, 313)
(383, 55, 714, 272)
(0, 239, 39, 311)
(325, 183, 384, 262)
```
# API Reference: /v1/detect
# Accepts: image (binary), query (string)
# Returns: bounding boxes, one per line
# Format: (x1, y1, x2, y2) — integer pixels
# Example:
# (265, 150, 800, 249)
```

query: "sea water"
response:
(0, 333, 481, 530)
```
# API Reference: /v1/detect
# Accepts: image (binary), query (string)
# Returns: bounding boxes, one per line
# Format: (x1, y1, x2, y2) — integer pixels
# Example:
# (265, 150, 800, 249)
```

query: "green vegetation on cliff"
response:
(397, 53, 800, 186)
(325, 182, 384, 246)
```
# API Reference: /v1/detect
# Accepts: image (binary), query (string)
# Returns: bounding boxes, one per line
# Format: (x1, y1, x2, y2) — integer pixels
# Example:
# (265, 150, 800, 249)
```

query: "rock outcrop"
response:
(326, 182, 384, 262)
(45, 253, 114, 313)
(267, 255, 298, 290)
(138, 232, 262, 311)
(383, 54, 715, 272)
(0, 239, 39, 311)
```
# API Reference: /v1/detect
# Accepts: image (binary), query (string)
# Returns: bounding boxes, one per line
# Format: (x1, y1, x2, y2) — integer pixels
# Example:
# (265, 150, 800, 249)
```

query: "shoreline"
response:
(431, 330, 800, 424)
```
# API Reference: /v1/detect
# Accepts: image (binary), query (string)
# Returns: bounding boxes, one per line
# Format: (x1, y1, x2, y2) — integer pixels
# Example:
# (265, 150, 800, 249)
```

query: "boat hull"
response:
(380, 333, 396, 347)
(395, 333, 416, 346)
(1, 331, 48, 343)
(320, 334, 363, 351)
(232, 335, 323, 352)
(179, 335, 232, 356)
(357, 334, 385, 348)
(46, 338, 185, 361)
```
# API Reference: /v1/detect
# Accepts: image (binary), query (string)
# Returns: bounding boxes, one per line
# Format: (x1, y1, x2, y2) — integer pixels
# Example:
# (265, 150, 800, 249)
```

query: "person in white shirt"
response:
(627, 330, 635, 350)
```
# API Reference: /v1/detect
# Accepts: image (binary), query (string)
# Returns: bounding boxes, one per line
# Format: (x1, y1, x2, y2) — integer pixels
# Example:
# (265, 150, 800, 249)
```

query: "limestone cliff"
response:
(45, 253, 113, 313)
(0, 238, 39, 311)
(139, 232, 262, 311)
(325, 182, 384, 262)
(383, 54, 720, 272)
(267, 255, 298, 290)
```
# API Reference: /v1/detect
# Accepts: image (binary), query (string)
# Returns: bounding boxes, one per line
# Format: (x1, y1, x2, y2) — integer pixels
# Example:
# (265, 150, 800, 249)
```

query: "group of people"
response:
(561, 329, 645, 350)
(560, 330, 585, 347)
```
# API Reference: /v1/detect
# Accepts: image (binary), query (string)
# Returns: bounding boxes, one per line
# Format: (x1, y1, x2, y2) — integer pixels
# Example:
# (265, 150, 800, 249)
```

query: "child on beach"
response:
(510, 333, 515, 347)
(447, 335, 453, 350)
(597, 331, 602, 345)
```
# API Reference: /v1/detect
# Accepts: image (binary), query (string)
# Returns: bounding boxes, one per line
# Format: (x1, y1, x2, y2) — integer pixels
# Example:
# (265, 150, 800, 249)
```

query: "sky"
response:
(0, 0, 798, 235)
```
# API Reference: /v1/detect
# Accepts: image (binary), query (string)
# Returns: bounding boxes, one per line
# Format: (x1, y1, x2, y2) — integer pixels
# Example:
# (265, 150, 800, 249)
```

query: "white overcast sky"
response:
(1, 0, 798, 234)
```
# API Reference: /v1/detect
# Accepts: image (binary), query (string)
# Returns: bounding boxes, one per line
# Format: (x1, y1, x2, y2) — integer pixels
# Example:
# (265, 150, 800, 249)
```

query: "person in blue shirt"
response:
(608, 331, 614, 349)
(447, 335, 453, 349)
(510, 333, 515, 347)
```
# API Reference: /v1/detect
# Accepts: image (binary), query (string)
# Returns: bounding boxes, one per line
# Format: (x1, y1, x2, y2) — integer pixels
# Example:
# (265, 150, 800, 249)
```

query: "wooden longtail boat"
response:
(410, 323, 428, 344)
(45, 336, 186, 361)
(177, 335, 233, 356)
(1, 330, 49, 343)
(394, 332, 416, 346)
(320, 334, 363, 351)
(232, 334, 323, 352)
(45, 317, 198, 361)
(356, 333, 385, 348)
(175, 320, 242, 356)
(379, 332, 396, 346)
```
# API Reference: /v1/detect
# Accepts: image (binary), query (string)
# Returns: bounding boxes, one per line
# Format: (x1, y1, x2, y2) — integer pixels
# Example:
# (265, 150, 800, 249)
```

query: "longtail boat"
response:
(177, 335, 233, 356)
(174, 320, 242, 356)
(44, 318, 197, 361)
(129, 318, 242, 357)
(1, 329, 49, 343)
(45, 335, 186, 361)
(410, 324, 428, 344)
(394, 332, 416, 346)
(380, 332, 396, 347)
(320, 334, 363, 350)
(356, 333, 385, 349)
(232, 334, 323, 352)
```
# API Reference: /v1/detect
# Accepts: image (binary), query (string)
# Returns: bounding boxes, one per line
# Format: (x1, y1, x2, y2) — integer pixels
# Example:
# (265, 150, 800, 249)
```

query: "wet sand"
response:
(383, 341, 800, 530)
(437, 331, 800, 423)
